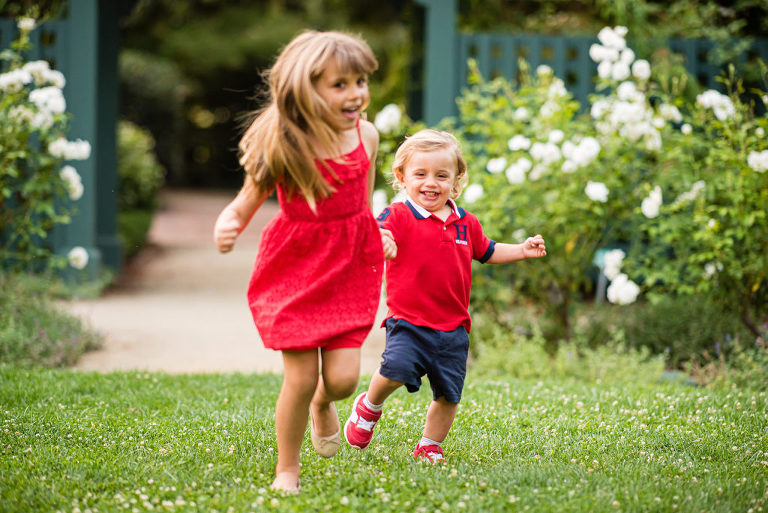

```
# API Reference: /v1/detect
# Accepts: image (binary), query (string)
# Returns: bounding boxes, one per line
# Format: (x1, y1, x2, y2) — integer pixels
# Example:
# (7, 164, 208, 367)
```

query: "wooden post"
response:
(414, 0, 458, 126)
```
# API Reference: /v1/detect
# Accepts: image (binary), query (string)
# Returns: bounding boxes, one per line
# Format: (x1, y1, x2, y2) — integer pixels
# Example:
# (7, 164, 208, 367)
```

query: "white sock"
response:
(419, 436, 441, 448)
(363, 395, 383, 412)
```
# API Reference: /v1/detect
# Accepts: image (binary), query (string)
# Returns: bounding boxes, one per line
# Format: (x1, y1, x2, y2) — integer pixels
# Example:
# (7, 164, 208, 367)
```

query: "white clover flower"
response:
(372, 189, 388, 217)
(17, 17, 36, 31)
(486, 157, 507, 174)
(607, 273, 640, 305)
(0, 68, 32, 93)
(513, 107, 529, 120)
(67, 246, 89, 269)
(611, 62, 631, 81)
(29, 86, 66, 115)
(603, 249, 625, 280)
(462, 183, 484, 203)
(561, 160, 577, 173)
(585, 181, 609, 202)
(508, 135, 531, 151)
(505, 163, 526, 184)
(59, 165, 84, 201)
(548, 129, 564, 144)
(641, 185, 662, 218)
(373, 104, 401, 134)
(619, 48, 635, 66)
(681, 123, 692, 135)
(659, 103, 682, 123)
(631, 60, 651, 81)
(747, 150, 768, 172)
(598, 27, 626, 51)
(536, 64, 554, 77)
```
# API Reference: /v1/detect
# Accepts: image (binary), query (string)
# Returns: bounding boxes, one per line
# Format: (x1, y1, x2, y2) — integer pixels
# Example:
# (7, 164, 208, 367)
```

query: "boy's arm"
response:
(486, 234, 547, 264)
(213, 176, 269, 253)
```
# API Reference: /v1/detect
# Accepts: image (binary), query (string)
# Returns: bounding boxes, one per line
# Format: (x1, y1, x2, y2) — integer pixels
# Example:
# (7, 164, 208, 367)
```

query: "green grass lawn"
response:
(1, 366, 766, 512)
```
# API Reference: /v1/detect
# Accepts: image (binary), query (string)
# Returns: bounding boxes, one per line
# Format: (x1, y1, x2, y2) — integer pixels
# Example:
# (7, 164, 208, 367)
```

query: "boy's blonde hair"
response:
(239, 30, 378, 210)
(391, 129, 468, 199)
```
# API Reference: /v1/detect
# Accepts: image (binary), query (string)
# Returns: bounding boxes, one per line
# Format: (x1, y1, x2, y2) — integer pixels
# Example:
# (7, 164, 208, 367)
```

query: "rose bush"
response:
(440, 27, 767, 344)
(0, 16, 91, 273)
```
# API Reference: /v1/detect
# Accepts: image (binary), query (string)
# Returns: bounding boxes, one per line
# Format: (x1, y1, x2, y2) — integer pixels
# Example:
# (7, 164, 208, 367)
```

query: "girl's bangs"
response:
(333, 42, 377, 75)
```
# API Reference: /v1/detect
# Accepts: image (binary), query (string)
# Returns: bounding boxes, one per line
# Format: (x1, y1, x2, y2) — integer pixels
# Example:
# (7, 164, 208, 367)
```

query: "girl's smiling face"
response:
(397, 147, 458, 215)
(315, 58, 370, 130)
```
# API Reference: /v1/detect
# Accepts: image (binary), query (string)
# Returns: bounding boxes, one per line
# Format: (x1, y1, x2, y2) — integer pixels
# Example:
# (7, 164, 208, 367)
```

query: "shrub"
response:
(0, 15, 92, 273)
(0, 272, 101, 367)
(117, 120, 165, 258)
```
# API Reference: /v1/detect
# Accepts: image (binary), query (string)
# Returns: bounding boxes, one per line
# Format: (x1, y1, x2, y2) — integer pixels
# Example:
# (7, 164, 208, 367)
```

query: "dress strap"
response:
(355, 117, 362, 144)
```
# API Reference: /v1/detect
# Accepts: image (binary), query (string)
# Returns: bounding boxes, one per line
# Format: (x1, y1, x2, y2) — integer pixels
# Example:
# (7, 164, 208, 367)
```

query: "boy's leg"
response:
(272, 350, 319, 490)
(422, 396, 459, 443)
(344, 369, 403, 449)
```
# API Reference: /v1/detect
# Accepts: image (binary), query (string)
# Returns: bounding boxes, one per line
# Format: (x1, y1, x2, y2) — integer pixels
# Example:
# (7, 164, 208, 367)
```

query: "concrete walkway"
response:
(66, 189, 386, 375)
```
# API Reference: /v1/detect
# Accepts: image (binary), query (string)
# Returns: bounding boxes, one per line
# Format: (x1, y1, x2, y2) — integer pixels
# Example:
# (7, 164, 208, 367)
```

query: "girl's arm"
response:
(213, 176, 270, 253)
(487, 234, 547, 264)
(359, 119, 380, 206)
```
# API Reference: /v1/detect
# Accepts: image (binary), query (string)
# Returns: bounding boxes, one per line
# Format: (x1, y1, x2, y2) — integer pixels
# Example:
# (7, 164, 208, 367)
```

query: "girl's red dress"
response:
(247, 123, 384, 351)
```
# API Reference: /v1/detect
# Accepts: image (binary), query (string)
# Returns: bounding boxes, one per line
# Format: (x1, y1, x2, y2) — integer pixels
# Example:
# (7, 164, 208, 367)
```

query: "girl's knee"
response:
(323, 372, 359, 399)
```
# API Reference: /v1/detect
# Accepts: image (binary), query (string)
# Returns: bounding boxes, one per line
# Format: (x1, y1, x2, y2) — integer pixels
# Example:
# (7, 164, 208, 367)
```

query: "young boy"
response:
(344, 129, 547, 463)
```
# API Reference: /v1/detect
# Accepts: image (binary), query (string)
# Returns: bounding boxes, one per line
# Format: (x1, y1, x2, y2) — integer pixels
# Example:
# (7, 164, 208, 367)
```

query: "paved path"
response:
(66, 189, 386, 375)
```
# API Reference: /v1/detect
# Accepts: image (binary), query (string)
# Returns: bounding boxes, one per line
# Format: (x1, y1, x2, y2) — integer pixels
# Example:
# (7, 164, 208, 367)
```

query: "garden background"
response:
(1, 0, 767, 511)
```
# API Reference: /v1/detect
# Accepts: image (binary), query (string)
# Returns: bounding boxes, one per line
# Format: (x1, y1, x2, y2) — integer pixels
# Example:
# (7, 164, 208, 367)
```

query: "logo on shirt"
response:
(454, 224, 468, 245)
(376, 208, 391, 223)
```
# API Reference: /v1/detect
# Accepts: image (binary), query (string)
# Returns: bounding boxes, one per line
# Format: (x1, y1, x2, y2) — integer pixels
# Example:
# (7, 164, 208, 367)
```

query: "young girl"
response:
(213, 30, 384, 492)
(344, 130, 546, 463)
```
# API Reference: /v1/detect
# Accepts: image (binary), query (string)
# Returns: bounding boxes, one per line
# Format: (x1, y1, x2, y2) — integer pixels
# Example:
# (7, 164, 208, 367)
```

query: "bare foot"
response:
(309, 401, 340, 437)
(270, 472, 300, 494)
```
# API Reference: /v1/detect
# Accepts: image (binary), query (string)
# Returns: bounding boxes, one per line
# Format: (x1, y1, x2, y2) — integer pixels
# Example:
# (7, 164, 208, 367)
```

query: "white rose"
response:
(507, 135, 531, 151)
(17, 17, 36, 31)
(561, 160, 577, 173)
(547, 129, 564, 144)
(486, 157, 507, 174)
(536, 64, 553, 77)
(513, 107, 529, 120)
(631, 60, 651, 81)
(505, 164, 526, 184)
(681, 123, 692, 135)
(597, 27, 626, 51)
(619, 48, 635, 66)
(607, 273, 640, 305)
(603, 249, 625, 280)
(67, 246, 89, 270)
(611, 62, 631, 81)
(373, 104, 401, 134)
(585, 181, 609, 202)
(29, 86, 66, 115)
(515, 157, 532, 172)
(597, 61, 613, 79)
(747, 150, 768, 172)
(641, 186, 662, 218)
(462, 183, 483, 203)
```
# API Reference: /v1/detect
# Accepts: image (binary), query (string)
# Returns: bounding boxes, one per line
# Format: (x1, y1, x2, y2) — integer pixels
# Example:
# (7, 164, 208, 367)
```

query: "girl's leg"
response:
(422, 396, 459, 443)
(272, 350, 319, 490)
(310, 347, 361, 436)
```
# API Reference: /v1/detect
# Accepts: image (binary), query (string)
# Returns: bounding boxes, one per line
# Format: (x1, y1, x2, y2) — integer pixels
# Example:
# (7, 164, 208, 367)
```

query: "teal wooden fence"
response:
(416, 0, 768, 125)
(0, 0, 122, 278)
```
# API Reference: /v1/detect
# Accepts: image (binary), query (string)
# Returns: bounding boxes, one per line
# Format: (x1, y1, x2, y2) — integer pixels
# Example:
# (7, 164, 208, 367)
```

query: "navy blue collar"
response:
(404, 197, 466, 220)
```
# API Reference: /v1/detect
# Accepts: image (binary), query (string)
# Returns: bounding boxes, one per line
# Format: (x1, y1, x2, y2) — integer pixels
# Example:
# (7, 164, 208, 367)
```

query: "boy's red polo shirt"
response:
(376, 198, 496, 332)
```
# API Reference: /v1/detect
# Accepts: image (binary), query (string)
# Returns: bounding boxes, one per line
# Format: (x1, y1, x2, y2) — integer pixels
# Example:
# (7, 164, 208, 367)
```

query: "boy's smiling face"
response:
(398, 147, 457, 215)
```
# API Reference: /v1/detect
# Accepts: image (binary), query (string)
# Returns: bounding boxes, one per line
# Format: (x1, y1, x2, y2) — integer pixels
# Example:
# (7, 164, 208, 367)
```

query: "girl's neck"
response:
(310, 124, 358, 159)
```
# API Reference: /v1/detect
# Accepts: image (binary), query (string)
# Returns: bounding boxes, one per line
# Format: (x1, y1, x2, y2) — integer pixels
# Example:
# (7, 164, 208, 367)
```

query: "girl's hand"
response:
(522, 234, 547, 259)
(214, 208, 243, 253)
(380, 228, 397, 260)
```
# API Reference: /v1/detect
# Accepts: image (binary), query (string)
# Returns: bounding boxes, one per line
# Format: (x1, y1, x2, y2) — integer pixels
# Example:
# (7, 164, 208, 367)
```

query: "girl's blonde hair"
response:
(239, 30, 378, 209)
(391, 129, 468, 199)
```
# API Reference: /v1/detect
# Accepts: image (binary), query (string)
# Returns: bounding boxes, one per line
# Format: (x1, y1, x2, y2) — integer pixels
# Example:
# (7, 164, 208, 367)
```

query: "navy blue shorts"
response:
(379, 318, 469, 403)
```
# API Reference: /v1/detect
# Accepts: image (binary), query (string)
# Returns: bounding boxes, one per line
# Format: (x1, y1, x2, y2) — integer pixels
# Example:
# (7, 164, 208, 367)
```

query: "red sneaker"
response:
(413, 443, 444, 464)
(344, 393, 382, 450)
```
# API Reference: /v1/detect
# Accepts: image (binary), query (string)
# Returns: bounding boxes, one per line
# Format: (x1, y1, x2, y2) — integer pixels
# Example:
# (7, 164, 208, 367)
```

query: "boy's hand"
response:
(214, 209, 242, 253)
(380, 228, 397, 260)
(522, 234, 547, 259)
